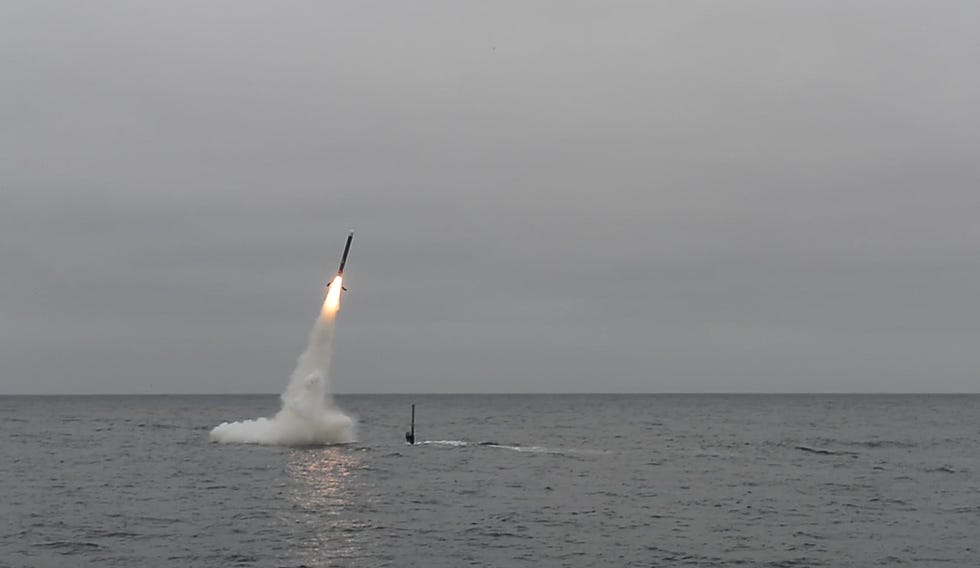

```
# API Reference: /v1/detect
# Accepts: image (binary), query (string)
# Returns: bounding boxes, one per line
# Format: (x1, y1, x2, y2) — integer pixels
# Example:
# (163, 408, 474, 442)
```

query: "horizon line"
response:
(2, 391, 979, 396)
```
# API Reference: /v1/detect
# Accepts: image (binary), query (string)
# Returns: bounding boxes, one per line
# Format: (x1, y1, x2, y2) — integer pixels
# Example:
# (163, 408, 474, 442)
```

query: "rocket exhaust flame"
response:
(323, 275, 344, 316)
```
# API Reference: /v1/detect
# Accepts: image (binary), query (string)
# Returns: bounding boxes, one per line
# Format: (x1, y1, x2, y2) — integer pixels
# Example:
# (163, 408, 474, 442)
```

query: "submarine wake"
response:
(210, 273, 356, 446)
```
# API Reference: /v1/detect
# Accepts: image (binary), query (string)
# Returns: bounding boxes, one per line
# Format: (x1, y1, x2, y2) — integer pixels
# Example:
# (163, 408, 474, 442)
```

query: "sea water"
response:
(2, 394, 978, 567)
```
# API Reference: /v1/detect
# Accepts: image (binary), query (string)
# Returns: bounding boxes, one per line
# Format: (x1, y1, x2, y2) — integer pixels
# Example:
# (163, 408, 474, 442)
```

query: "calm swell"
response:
(2, 394, 978, 567)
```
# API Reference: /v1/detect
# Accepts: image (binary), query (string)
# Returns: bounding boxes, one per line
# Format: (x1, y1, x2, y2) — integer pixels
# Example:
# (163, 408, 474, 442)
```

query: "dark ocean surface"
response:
(1, 394, 978, 567)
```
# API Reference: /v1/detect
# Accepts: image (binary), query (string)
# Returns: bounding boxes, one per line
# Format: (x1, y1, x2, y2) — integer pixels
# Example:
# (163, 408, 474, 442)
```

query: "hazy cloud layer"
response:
(3, 2, 979, 393)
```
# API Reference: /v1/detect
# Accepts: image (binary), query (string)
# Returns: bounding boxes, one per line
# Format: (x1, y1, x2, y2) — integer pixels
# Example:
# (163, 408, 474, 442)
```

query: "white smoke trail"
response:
(210, 312, 355, 446)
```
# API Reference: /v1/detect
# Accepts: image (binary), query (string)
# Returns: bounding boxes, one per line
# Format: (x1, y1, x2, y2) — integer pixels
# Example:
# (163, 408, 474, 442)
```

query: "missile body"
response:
(338, 231, 353, 275)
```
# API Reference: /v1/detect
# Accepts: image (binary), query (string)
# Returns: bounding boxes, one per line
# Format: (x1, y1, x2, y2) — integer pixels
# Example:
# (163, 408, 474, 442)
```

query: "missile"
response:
(327, 232, 353, 291)
(338, 231, 353, 275)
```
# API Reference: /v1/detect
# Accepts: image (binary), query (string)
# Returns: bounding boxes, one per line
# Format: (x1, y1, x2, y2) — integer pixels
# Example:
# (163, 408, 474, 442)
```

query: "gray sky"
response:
(3, 1, 979, 394)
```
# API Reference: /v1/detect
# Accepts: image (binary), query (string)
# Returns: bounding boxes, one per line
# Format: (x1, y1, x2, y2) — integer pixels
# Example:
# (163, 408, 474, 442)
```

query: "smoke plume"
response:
(210, 309, 355, 446)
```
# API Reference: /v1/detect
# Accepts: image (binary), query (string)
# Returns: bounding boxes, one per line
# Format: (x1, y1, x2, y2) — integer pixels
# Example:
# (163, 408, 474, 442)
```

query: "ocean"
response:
(2, 394, 978, 567)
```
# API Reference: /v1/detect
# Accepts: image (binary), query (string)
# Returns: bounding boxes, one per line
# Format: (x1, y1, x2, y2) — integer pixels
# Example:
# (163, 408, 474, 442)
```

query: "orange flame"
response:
(322, 275, 344, 317)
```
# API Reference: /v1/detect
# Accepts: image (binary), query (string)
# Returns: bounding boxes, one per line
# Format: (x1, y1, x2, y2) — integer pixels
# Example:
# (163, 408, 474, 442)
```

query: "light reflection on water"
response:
(285, 446, 365, 566)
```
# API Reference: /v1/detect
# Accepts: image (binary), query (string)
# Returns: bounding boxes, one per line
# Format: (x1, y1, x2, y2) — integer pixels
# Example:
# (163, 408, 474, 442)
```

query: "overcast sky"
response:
(2, 2, 979, 394)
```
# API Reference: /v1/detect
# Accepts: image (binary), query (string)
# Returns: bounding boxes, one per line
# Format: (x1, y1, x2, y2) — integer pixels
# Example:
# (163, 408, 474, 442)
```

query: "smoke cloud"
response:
(210, 311, 355, 445)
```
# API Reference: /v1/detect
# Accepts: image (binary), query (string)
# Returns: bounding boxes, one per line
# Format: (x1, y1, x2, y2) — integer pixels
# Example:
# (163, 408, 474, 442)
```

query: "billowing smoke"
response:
(210, 305, 355, 446)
